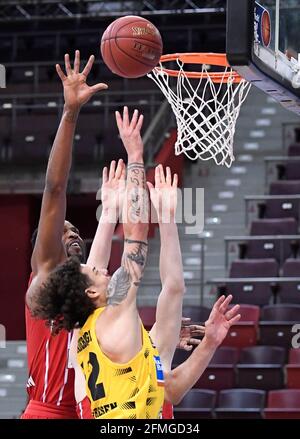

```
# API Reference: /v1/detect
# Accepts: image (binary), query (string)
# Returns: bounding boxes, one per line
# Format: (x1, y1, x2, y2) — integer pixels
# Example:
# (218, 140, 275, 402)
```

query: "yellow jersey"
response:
(77, 307, 165, 419)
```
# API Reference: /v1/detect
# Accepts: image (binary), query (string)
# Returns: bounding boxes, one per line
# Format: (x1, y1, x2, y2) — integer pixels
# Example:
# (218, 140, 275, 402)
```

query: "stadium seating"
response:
(225, 259, 279, 305)
(286, 349, 300, 389)
(264, 389, 300, 419)
(174, 389, 217, 419)
(236, 346, 286, 390)
(194, 347, 239, 390)
(259, 304, 300, 347)
(245, 218, 298, 262)
(279, 259, 300, 303)
(215, 389, 266, 419)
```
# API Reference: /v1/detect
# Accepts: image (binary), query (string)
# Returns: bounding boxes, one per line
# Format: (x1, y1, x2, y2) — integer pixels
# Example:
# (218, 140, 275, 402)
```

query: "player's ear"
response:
(85, 288, 99, 299)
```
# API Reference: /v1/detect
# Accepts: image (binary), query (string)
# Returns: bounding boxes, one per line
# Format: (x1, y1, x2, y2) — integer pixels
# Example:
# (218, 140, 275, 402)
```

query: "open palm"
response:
(56, 50, 108, 109)
(147, 165, 178, 222)
(101, 159, 126, 217)
(204, 295, 241, 347)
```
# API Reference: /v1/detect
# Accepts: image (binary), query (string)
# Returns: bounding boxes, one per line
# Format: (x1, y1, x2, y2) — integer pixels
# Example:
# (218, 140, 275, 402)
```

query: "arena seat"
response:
(286, 349, 300, 389)
(279, 259, 300, 303)
(259, 304, 300, 347)
(174, 389, 217, 419)
(194, 347, 239, 391)
(236, 346, 286, 390)
(215, 388, 266, 419)
(225, 259, 279, 306)
(264, 389, 300, 419)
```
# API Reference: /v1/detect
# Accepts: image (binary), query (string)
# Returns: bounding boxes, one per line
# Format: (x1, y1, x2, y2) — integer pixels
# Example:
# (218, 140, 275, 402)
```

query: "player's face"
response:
(80, 264, 111, 306)
(63, 221, 85, 261)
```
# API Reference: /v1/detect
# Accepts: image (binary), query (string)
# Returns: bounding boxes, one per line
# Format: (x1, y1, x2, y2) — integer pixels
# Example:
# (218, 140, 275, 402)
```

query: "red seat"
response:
(222, 304, 260, 349)
(286, 349, 300, 389)
(264, 389, 300, 419)
(138, 306, 156, 331)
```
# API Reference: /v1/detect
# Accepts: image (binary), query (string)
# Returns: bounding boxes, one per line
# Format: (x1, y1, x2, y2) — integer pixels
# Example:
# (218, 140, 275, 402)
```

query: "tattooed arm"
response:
(107, 107, 149, 307)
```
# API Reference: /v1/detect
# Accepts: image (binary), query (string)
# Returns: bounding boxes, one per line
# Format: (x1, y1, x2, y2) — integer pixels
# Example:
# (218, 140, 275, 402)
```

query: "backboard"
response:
(227, 0, 300, 115)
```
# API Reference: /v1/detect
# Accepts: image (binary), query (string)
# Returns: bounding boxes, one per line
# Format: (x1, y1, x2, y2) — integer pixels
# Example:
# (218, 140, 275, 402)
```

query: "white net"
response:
(147, 59, 252, 167)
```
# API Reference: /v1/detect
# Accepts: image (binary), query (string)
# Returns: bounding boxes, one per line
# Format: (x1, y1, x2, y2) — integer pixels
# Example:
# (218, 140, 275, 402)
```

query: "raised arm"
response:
(148, 165, 185, 371)
(164, 295, 241, 404)
(31, 51, 107, 276)
(87, 159, 126, 270)
(106, 107, 149, 307)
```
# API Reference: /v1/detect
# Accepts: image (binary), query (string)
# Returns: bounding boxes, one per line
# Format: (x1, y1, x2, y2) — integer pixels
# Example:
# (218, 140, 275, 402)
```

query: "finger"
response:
(219, 294, 233, 313)
(154, 165, 161, 187)
(189, 338, 201, 346)
(109, 160, 116, 180)
(228, 313, 241, 326)
(123, 106, 129, 128)
(166, 167, 171, 185)
(56, 64, 66, 81)
(102, 166, 108, 184)
(213, 295, 226, 312)
(225, 304, 240, 320)
(115, 159, 124, 180)
(183, 344, 193, 352)
(121, 163, 126, 180)
(147, 181, 154, 191)
(181, 317, 191, 325)
(188, 324, 204, 331)
(136, 114, 144, 132)
(82, 54, 95, 77)
(130, 109, 139, 130)
(64, 53, 72, 75)
(115, 111, 123, 131)
(159, 164, 166, 184)
(74, 49, 80, 74)
(90, 82, 108, 94)
(172, 173, 178, 188)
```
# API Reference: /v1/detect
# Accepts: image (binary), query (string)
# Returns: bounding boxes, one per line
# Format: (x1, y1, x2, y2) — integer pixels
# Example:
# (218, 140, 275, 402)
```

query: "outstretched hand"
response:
(204, 295, 241, 348)
(115, 106, 144, 159)
(147, 165, 178, 222)
(101, 159, 126, 218)
(56, 50, 108, 110)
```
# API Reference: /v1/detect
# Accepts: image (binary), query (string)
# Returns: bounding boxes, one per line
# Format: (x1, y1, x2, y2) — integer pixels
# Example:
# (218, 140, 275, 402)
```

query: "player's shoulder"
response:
(26, 271, 48, 311)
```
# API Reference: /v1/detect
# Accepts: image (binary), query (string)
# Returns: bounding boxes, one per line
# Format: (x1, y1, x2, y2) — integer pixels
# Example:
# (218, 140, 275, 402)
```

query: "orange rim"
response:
(154, 52, 244, 83)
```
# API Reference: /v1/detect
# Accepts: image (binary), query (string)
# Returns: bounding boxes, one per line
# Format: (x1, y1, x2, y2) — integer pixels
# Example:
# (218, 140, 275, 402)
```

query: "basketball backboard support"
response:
(227, 0, 300, 115)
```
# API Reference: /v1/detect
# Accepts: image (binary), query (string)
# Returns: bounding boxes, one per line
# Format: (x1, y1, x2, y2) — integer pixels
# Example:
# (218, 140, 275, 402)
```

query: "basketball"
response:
(100, 16, 163, 78)
(262, 10, 271, 47)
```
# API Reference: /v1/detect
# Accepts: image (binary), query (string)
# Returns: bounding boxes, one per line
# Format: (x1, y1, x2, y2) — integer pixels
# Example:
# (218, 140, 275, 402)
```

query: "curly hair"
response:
(33, 256, 96, 335)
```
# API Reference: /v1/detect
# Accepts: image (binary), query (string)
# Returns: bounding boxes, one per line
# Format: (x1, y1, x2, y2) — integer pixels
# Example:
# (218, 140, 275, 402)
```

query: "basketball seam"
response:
(106, 39, 129, 77)
(105, 22, 129, 77)
(114, 38, 161, 68)
(111, 17, 161, 44)
(101, 35, 162, 49)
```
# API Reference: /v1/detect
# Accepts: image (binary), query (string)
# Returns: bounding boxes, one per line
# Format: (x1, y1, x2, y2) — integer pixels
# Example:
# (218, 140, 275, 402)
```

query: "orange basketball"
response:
(101, 16, 163, 78)
(262, 10, 271, 47)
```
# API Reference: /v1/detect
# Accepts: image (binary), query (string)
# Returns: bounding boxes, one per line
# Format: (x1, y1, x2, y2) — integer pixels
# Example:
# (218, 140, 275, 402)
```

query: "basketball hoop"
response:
(147, 53, 251, 167)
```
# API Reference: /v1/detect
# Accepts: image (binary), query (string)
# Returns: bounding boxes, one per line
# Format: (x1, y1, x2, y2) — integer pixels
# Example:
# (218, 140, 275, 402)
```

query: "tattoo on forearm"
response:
(126, 162, 148, 222)
(106, 267, 130, 306)
(125, 239, 148, 246)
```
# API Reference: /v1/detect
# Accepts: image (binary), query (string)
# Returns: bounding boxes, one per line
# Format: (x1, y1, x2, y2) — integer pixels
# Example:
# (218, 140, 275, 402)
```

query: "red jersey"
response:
(23, 273, 77, 418)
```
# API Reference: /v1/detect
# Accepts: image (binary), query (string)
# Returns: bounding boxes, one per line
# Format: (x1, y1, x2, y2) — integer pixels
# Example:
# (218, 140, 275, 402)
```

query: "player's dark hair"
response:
(33, 256, 95, 335)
